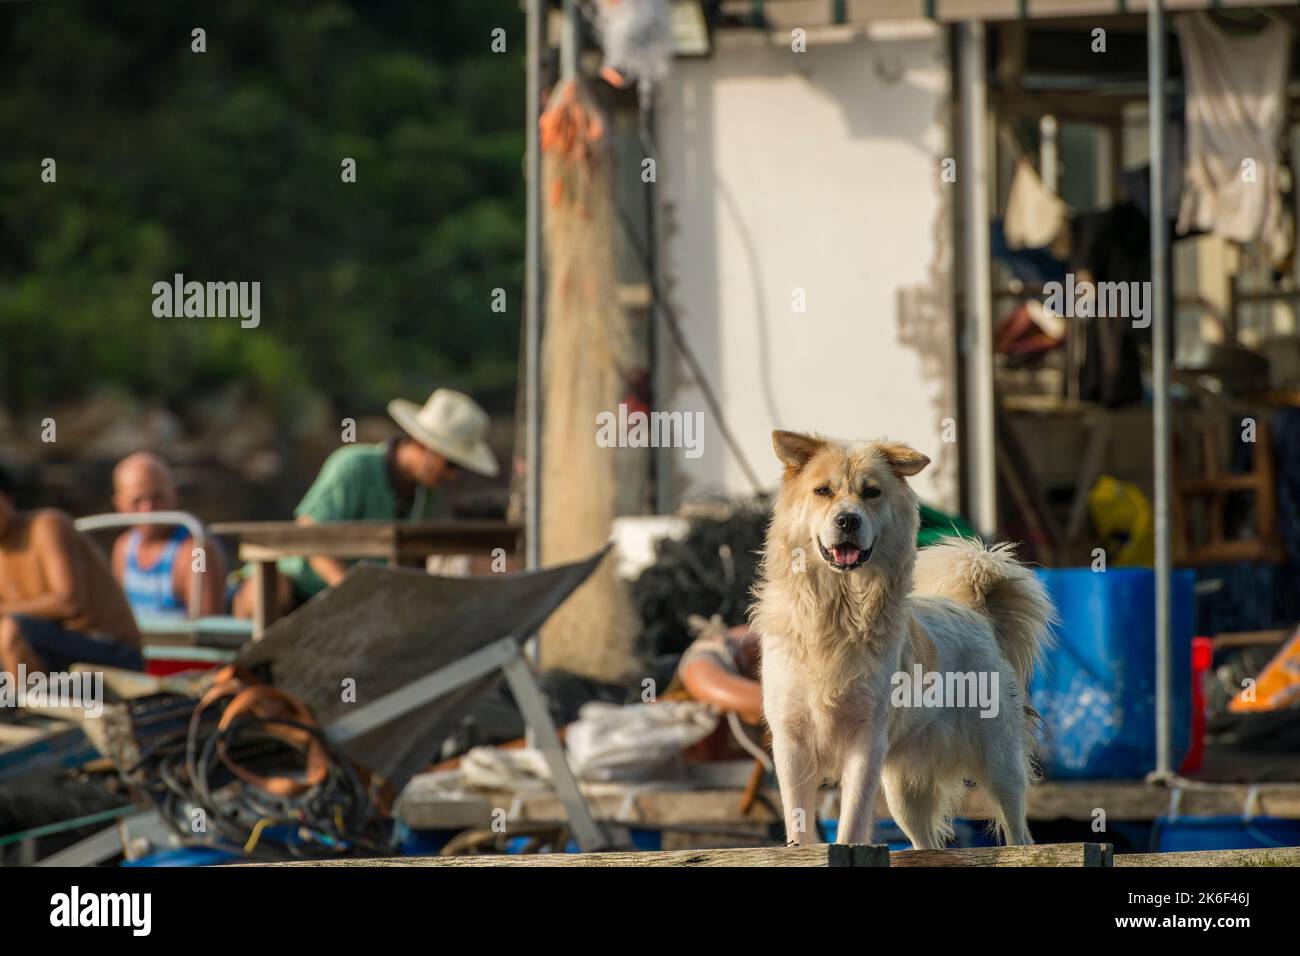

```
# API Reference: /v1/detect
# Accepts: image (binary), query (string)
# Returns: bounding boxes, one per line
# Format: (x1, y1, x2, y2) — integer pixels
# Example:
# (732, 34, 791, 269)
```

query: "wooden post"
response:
(251, 560, 279, 639)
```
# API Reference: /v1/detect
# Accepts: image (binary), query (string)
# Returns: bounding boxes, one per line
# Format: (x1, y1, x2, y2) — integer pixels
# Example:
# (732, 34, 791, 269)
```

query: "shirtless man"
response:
(111, 452, 225, 617)
(0, 464, 143, 675)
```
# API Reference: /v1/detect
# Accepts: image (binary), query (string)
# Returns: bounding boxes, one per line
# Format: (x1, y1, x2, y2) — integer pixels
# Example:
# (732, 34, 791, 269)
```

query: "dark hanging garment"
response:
(1071, 202, 1157, 407)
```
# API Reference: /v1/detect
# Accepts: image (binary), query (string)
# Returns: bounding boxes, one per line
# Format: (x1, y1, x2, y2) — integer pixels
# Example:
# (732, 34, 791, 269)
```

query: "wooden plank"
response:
(248, 843, 889, 867)
(139, 619, 253, 650)
(1213, 629, 1291, 651)
(1180, 475, 1265, 494)
(890, 842, 1111, 867)
(394, 523, 520, 560)
(215, 521, 521, 561)
(397, 779, 1300, 836)
(213, 520, 398, 542)
(241, 542, 390, 562)
(397, 787, 782, 833)
(0, 720, 64, 747)
(1116, 846, 1300, 868)
(984, 782, 1300, 822)
(252, 842, 1132, 868)
(1179, 540, 1286, 565)
(251, 560, 278, 638)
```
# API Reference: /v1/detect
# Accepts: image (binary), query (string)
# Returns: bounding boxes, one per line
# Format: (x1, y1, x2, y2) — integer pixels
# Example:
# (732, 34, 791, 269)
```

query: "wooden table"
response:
(212, 520, 521, 637)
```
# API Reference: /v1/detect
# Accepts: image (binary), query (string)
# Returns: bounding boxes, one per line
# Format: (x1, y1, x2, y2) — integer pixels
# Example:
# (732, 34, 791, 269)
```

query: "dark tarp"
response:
(238, 549, 607, 792)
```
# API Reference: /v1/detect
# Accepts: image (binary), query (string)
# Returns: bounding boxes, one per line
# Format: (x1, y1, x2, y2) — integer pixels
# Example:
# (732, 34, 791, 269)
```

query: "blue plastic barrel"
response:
(1030, 567, 1195, 779)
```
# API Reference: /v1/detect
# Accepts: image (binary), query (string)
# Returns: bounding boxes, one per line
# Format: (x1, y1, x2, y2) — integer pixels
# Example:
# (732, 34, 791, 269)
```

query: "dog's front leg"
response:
(834, 728, 888, 845)
(771, 731, 821, 846)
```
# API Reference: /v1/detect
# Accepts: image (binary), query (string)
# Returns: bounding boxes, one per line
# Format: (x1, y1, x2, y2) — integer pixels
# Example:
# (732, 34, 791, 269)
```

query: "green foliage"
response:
(0, 0, 525, 415)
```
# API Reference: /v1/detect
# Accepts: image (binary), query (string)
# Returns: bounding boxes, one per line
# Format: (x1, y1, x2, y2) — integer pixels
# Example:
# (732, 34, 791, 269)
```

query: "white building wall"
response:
(655, 25, 959, 511)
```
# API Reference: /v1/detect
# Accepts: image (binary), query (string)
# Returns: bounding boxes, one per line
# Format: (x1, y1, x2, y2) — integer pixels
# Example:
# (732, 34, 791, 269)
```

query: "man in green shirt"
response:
(232, 389, 499, 618)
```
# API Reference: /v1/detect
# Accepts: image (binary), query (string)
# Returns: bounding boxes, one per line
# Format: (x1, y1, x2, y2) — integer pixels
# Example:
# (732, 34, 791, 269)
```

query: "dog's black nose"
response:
(834, 512, 860, 532)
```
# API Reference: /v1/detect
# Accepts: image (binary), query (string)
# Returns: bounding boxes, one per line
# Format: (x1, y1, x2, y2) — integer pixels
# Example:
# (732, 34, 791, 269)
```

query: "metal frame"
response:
(524, 0, 543, 580)
(952, 6, 1176, 772)
(324, 635, 609, 852)
(529, 0, 1189, 799)
(1147, 0, 1173, 776)
(33, 811, 159, 868)
(74, 511, 209, 618)
(958, 21, 998, 540)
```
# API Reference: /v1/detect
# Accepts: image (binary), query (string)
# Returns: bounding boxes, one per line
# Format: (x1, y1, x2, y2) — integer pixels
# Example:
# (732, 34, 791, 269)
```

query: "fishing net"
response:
(538, 77, 640, 683)
(631, 498, 771, 659)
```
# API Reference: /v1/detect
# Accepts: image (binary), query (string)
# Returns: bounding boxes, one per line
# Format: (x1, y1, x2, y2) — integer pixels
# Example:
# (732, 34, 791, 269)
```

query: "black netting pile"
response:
(631, 496, 771, 658)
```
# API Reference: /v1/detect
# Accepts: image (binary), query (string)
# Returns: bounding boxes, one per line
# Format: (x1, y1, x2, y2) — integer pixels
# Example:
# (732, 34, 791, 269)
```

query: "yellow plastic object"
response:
(1087, 475, 1155, 566)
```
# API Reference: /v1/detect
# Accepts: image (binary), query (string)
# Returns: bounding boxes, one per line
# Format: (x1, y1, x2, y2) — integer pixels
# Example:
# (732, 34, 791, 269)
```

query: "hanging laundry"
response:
(990, 218, 1069, 288)
(1176, 13, 1291, 263)
(1120, 120, 1183, 223)
(1004, 157, 1070, 258)
(994, 300, 1064, 361)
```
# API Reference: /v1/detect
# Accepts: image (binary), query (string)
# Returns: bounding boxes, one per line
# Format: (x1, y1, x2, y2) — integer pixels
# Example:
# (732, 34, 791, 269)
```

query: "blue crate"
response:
(1153, 815, 1300, 852)
(1030, 567, 1195, 779)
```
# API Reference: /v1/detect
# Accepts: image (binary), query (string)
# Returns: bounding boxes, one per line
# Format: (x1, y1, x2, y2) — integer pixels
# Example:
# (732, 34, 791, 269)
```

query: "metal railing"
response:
(73, 511, 209, 618)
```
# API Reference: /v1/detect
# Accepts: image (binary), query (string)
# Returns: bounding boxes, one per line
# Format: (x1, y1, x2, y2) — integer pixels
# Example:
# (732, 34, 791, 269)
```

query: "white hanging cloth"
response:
(1176, 13, 1291, 261)
(1004, 157, 1070, 255)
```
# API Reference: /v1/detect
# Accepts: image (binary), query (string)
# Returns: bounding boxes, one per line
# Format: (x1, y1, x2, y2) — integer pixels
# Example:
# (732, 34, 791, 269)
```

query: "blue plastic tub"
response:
(820, 818, 999, 851)
(1153, 815, 1300, 852)
(1030, 567, 1195, 779)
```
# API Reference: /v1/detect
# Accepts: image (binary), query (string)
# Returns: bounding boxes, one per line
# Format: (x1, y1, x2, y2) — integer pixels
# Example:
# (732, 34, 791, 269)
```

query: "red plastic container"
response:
(1179, 636, 1214, 774)
(144, 657, 223, 677)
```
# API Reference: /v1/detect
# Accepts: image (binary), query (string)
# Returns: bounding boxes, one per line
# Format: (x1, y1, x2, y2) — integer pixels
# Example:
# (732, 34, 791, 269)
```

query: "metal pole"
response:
(958, 22, 997, 540)
(524, 0, 542, 574)
(561, 0, 579, 79)
(1039, 115, 1058, 195)
(1148, 0, 1173, 776)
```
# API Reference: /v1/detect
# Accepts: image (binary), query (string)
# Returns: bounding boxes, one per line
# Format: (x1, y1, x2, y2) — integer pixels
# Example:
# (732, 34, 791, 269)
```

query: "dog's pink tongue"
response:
(832, 546, 861, 566)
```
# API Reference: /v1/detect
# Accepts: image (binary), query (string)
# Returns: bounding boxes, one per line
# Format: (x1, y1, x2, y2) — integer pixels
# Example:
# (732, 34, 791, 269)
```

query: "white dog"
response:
(751, 431, 1054, 849)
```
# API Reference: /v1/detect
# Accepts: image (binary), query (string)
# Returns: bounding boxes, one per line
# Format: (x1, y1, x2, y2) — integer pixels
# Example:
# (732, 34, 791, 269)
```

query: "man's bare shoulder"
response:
(1, 509, 77, 558)
(111, 529, 131, 564)
(29, 508, 76, 534)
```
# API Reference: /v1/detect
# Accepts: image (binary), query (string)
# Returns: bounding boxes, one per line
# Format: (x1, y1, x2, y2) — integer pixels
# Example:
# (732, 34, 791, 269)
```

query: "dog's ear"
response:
(772, 430, 826, 476)
(878, 441, 930, 478)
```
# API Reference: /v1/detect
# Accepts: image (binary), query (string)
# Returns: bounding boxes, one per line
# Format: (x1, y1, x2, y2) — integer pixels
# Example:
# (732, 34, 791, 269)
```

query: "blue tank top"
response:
(123, 526, 189, 616)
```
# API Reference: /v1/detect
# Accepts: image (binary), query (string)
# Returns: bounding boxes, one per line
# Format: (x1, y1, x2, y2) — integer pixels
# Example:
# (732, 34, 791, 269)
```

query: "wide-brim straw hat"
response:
(387, 389, 499, 477)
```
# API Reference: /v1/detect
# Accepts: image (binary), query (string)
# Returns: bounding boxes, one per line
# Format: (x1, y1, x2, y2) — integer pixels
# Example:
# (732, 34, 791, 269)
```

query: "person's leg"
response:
(231, 574, 296, 619)
(4, 615, 126, 673)
(0, 614, 47, 675)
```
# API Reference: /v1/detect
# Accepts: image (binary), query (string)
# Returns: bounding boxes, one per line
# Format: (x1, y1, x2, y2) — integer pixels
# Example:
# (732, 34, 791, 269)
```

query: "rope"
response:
(727, 711, 772, 772)
(0, 804, 136, 848)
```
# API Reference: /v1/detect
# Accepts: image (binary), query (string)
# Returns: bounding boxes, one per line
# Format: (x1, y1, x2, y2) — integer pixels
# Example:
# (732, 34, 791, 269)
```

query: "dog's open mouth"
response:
(818, 541, 872, 570)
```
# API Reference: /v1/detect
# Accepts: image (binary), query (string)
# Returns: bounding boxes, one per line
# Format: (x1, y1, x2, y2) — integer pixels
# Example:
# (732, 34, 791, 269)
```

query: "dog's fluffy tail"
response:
(912, 537, 1056, 686)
